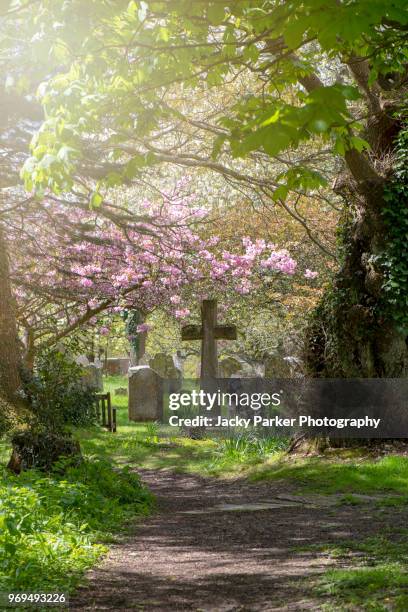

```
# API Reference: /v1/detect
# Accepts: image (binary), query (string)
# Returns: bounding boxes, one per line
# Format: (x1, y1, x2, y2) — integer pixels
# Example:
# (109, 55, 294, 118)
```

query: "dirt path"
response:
(70, 469, 394, 611)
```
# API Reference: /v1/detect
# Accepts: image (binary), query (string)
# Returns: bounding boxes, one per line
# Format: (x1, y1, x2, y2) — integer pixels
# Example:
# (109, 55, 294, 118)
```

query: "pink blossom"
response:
(170, 295, 181, 304)
(99, 326, 110, 336)
(304, 269, 318, 279)
(175, 308, 190, 319)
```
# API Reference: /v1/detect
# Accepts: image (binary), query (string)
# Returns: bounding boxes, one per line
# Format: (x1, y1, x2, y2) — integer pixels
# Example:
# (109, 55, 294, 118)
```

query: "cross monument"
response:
(181, 299, 237, 379)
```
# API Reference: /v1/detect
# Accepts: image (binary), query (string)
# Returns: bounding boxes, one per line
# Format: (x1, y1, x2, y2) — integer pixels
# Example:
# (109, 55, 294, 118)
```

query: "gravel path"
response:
(70, 469, 394, 611)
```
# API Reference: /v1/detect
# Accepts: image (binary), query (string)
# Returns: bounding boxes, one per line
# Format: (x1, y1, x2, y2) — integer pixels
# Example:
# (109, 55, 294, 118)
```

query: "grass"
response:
(79, 377, 408, 497)
(0, 375, 156, 598)
(250, 454, 408, 496)
(76, 375, 289, 476)
(308, 533, 408, 611)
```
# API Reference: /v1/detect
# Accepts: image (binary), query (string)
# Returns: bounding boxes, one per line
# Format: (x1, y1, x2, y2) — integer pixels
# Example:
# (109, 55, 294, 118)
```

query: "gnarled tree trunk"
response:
(304, 57, 408, 380)
(0, 223, 22, 401)
(305, 146, 408, 379)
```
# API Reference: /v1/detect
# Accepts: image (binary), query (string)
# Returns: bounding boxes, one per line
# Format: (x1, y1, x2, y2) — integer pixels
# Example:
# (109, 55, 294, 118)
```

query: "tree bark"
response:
(0, 223, 23, 401)
(305, 144, 408, 380)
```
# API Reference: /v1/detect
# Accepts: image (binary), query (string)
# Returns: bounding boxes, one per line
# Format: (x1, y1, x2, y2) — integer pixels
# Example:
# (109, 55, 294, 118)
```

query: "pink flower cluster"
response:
(12, 188, 315, 336)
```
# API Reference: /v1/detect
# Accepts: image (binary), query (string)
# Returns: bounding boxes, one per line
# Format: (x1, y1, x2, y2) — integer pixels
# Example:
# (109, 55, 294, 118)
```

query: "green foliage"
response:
(379, 126, 408, 333)
(319, 564, 408, 609)
(24, 349, 96, 431)
(211, 433, 288, 469)
(15, 0, 407, 196)
(0, 396, 20, 438)
(0, 458, 152, 592)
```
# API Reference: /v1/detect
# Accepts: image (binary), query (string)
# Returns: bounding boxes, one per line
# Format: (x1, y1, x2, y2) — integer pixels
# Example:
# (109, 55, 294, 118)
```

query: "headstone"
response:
(128, 366, 163, 421)
(104, 357, 130, 376)
(173, 350, 184, 374)
(149, 353, 181, 379)
(264, 354, 303, 378)
(218, 356, 242, 378)
(75, 354, 90, 367)
(82, 363, 103, 391)
(149, 353, 182, 392)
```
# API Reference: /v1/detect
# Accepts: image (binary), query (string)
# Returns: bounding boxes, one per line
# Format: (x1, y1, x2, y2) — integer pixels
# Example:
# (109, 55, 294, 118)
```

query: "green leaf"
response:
(90, 192, 103, 208)
(242, 44, 260, 63)
(207, 4, 225, 25)
(272, 185, 289, 201)
(262, 125, 295, 157)
(284, 18, 306, 49)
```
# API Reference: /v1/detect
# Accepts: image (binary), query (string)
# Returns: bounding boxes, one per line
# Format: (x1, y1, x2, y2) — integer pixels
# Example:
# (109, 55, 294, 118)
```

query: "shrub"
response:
(24, 349, 96, 430)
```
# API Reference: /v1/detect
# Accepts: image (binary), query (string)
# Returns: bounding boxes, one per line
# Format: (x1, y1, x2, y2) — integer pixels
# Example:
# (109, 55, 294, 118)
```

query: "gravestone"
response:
(219, 356, 242, 378)
(128, 366, 163, 421)
(173, 350, 184, 374)
(149, 353, 182, 392)
(182, 299, 237, 422)
(149, 353, 181, 379)
(232, 357, 265, 378)
(104, 357, 130, 376)
(76, 354, 90, 367)
(82, 363, 103, 391)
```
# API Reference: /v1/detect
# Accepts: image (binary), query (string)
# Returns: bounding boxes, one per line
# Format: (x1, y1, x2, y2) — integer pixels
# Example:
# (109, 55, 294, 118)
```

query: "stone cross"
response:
(181, 299, 237, 379)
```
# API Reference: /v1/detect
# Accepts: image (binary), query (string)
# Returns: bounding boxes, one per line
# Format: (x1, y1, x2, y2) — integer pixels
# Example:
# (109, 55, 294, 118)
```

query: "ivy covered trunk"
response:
(305, 126, 408, 379)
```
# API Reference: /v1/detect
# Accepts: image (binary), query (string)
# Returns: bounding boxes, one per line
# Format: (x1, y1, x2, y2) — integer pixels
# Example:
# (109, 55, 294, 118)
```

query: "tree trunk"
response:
(305, 88, 408, 380)
(305, 171, 408, 379)
(302, 111, 408, 452)
(0, 224, 23, 401)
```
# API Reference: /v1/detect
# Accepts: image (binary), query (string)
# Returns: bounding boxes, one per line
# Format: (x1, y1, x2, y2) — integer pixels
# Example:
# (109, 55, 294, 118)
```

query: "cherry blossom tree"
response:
(10, 182, 312, 364)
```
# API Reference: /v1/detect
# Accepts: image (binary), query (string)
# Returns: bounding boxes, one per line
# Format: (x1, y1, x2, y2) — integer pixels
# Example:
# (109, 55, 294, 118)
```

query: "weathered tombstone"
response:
(173, 350, 184, 374)
(149, 353, 182, 392)
(218, 356, 242, 378)
(104, 357, 130, 376)
(233, 357, 265, 378)
(149, 353, 180, 378)
(76, 354, 90, 367)
(82, 363, 103, 391)
(182, 299, 237, 423)
(128, 366, 163, 421)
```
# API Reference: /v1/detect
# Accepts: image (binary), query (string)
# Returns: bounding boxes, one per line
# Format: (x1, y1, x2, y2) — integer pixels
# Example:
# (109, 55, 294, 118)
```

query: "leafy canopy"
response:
(11, 0, 408, 195)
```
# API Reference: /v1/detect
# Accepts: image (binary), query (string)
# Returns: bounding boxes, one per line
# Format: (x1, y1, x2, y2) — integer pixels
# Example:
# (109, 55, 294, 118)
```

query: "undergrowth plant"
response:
(0, 457, 153, 593)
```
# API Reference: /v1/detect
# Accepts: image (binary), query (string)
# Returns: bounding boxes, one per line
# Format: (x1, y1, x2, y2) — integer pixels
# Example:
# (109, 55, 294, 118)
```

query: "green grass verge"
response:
(73, 375, 289, 476)
(250, 454, 408, 496)
(310, 533, 408, 611)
